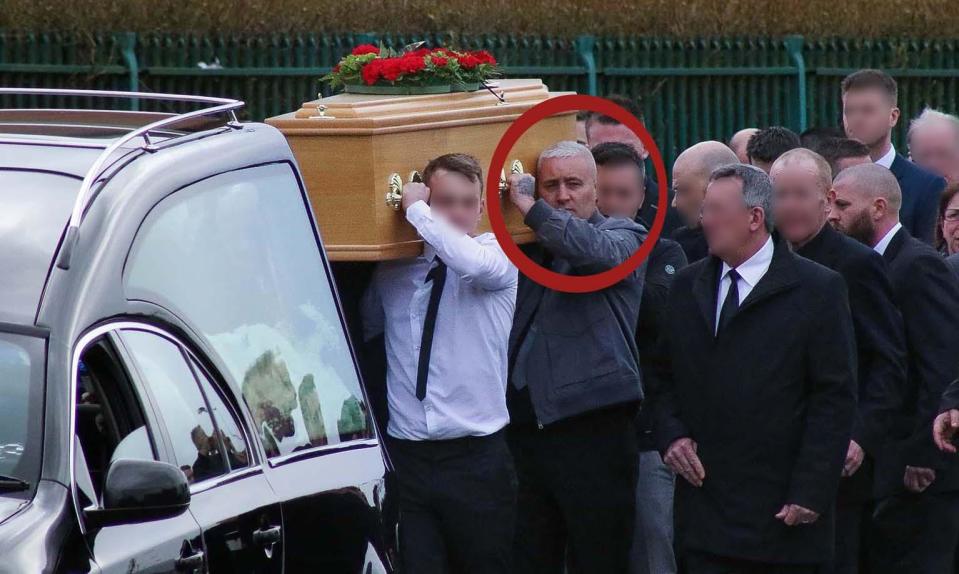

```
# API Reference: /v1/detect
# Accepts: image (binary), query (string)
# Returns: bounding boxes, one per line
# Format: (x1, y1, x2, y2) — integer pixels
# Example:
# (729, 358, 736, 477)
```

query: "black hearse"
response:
(0, 88, 392, 573)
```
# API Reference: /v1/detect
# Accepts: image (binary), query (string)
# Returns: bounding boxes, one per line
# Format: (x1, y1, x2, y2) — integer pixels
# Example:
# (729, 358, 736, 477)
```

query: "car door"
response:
(72, 329, 206, 574)
(116, 325, 284, 574)
(121, 161, 392, 572)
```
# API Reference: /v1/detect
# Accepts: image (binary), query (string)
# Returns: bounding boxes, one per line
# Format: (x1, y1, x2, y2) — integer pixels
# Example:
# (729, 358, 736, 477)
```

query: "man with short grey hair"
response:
(506, 140, 648, 573)
(647, 163, 857, 572)
(908, 107, 959, 185)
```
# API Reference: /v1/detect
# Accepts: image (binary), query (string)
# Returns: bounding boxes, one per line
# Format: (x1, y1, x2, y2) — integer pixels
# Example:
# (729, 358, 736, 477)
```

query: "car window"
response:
(188, 357, 251, 472)
(74, 338, 156, 505)
(0, 169, 79, 324)
(120, 329, 229, 484)
(0, 332, 45, 497)
(124, 162, 374, 458)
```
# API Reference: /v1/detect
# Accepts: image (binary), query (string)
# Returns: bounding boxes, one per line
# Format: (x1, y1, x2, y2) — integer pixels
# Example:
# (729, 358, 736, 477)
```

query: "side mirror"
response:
(84, 458, 190, 529)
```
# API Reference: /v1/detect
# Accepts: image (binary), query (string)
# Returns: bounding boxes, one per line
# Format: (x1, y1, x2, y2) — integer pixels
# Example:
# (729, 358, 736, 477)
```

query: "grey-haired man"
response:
(505, 141, 648, 573)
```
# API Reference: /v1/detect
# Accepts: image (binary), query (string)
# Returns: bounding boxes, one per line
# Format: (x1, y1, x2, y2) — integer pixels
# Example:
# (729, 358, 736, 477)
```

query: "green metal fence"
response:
(2, 31, 959, 168)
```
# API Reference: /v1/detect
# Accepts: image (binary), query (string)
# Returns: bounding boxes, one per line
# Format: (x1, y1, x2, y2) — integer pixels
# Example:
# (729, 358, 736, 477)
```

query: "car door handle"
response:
(175, 549, 205, 572)
(253, 525, 282, 546)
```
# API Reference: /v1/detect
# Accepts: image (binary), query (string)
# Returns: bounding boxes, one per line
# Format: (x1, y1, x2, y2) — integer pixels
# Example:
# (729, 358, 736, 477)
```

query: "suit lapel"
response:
(692, 256, 722, 336)
(738, 239, 801, 314)
(882, 227, 908, 264)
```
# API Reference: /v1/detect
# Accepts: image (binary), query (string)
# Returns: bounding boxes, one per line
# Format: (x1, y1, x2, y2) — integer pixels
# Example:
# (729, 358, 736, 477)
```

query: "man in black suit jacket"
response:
(841, 69, 946, 244)
(648, 163, 857, 572)
(668, 141, 740, 263)
(770, 149, 907, 574)
(831, 163, 959, 573)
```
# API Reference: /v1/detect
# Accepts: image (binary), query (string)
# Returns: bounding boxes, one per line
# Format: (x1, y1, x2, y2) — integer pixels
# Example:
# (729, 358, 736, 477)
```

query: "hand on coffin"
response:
(401, 181, 431, 211)
(507, 173, 537, 215)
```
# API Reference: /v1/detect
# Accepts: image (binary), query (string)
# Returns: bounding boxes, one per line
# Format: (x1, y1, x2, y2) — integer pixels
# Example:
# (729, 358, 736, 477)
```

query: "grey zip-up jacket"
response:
(508, 199, 648, 426)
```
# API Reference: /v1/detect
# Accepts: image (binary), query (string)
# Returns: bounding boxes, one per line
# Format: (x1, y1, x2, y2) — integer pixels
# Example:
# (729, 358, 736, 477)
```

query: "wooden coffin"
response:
(266, 78, 576, 261)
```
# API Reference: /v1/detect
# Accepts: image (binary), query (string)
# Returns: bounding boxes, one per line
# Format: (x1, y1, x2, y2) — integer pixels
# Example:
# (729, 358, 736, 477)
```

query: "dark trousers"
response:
(869, 491, 959, 574)
(682, 552, 819, 574)
(386, 429, 517, 574)
(824, 462, 875, 574)
(507, 407, 638, 574)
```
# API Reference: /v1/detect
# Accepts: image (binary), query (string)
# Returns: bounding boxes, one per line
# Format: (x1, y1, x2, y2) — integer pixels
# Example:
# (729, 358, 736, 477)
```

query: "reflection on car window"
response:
(189, 359, 250, 471)
(0, 334, 44, 490)
(121, 330, 228, 484)
(74, 341, 156, 503)
(125, 163, 373, 458)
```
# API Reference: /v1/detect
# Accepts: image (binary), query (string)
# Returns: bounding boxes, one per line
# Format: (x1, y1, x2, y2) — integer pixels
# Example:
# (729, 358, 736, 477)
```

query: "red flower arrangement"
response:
(322, 44, 500, 94)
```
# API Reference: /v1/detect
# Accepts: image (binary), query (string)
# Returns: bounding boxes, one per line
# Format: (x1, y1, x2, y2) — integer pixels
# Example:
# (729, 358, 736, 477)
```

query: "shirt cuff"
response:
(523, 199, 553, 231)
(405, 200, 431, 227)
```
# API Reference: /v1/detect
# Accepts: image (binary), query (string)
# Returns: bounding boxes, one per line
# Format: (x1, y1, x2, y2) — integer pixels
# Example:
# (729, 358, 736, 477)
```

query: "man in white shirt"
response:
(841, 69, 945, 244)
(362, 153, 518, 574)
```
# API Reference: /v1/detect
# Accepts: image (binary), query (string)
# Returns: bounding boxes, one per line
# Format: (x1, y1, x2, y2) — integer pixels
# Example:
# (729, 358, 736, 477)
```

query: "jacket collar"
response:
(692, 234, 801, 334)
(881, 225, 909, 263)
(795, 222, 834, 257)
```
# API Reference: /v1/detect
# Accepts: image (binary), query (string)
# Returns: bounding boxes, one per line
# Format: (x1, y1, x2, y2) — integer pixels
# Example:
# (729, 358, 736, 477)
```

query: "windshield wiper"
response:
(0, 475, 29, 491)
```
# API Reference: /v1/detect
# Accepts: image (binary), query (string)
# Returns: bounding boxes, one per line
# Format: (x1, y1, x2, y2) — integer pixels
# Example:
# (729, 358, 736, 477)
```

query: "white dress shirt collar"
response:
(875, 143, 897, 169)
(720, 235, 775, 291)
(873, 221, 903, 255)
(715, 235, 774, 335)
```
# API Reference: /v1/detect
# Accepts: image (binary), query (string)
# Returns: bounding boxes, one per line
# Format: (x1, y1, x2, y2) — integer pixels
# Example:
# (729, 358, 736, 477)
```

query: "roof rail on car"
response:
(0, 88, 245, 270)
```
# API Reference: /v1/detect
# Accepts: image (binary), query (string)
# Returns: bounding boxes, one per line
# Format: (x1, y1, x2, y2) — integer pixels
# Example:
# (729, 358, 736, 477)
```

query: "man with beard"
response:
(841, 69, 946, 244)
(770, 149, 907, 574)
(830, 163, 959, 573)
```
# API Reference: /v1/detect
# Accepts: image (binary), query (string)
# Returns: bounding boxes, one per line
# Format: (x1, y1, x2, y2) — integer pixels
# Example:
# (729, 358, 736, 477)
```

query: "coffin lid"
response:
(267, 78, 574, 135)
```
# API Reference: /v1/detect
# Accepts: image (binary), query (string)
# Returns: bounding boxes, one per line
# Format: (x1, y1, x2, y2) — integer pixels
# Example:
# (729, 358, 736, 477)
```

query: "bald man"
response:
(728, 128, 758, 164)
(771, 150, 907, 574)
(669, 141, 740, 262)
(831, 163, 959, 574)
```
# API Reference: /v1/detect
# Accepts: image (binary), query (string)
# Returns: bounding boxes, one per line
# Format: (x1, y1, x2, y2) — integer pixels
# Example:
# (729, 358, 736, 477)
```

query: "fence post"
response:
(116, 32, 139, 110)
(575, 35, 597, 96)
(785, 35, 807, 132)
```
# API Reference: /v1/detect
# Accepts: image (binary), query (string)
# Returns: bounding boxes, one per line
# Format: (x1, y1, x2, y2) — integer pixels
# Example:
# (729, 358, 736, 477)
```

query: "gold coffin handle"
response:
(498, 159, 525, 197)
(386, 173, 403, 211)
(386, 171, 424, 210)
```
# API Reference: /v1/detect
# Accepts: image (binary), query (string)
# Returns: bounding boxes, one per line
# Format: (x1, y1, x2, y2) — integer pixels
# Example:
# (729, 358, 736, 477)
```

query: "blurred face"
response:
(597, 162, 645, 219)
(538, 155, 598, 220)
(942, 193, 959, 255)
(835, 154, 872, 174)
(829, 179, 877, 246)
(671, 158, 708, 227)
(842, 88, 899, 150)
(427, 168, 483, 234)
(576, 119, 589, 146)
(909, 123, 959, 185)
(588, 122, 649, 159)
(770, 161, 829, 246)
(701, 176, 765, 263)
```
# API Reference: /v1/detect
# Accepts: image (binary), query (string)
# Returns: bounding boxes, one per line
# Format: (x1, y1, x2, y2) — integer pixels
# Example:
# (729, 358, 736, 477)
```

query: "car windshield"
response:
(0, 169, 79, 324)
(0, 332, 46, 496)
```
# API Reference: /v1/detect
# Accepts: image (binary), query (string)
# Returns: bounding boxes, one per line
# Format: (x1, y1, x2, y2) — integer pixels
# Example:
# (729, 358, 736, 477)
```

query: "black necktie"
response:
(717, 268, 740, 337)
(416, 258, 447, 401)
